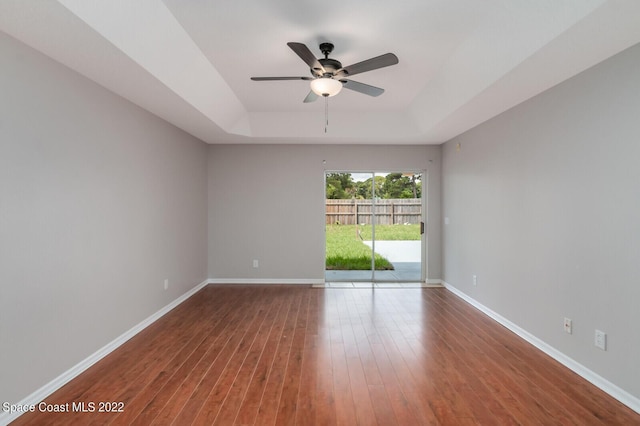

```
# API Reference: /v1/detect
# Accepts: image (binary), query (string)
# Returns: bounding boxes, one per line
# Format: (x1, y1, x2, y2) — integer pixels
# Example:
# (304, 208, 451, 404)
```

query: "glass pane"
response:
(325, 172, 373, 282)
(369, 172, 422, 282)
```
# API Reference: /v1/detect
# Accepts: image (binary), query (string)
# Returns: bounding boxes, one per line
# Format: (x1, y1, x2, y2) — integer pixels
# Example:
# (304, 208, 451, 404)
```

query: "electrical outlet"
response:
(164, 279, 169, 290)
(253, 259, 259, 268)
(595, 330, 606, 350)
(563, 318, 572, 334)
(472, 275, 477, 286)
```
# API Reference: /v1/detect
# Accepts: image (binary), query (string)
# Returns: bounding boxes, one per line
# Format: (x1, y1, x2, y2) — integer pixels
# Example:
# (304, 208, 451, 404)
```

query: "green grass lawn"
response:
(355, 223, 421, 241)
(325, 224, 420, 270)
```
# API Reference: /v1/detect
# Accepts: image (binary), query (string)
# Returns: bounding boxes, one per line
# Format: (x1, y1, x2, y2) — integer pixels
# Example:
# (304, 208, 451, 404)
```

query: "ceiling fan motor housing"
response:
(314, 58, 343, 77)
(310, 43, 343, 77)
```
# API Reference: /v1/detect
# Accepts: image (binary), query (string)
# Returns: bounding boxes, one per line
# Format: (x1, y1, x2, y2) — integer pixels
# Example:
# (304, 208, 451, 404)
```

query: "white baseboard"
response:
(208, 278, 325, 285)
(0, 279, 209, 426)
(442, 281, 640, 415)
(207, 278, 442, 287)
(207, 278, 441, 286)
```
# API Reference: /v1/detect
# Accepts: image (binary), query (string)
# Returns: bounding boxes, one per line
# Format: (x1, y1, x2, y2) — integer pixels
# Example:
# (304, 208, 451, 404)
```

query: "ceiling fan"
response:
(251, 42, 399, 103)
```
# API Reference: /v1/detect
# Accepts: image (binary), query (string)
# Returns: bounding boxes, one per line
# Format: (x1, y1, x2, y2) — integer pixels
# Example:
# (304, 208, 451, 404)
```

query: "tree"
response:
(325, 173, 356, 199)
(382, 173, 421, 198)
(326, 172, 421, 199)
(409, 173, 422, 198)
(355, 175, 385, 199)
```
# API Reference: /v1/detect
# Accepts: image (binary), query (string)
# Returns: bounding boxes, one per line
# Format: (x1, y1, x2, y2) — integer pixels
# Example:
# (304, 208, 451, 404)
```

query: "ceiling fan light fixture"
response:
(310, 77, 342, 97)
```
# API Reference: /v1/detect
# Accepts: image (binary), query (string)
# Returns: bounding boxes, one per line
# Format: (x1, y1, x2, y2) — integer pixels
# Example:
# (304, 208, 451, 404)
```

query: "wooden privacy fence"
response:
(326, 198, 422, 225)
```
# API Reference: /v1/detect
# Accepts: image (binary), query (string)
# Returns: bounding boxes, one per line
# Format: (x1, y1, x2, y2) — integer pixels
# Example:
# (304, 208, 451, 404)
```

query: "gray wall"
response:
(0, 33, 208, 404)
(442, 43, 640, 399)
(208, 144, 441, 281)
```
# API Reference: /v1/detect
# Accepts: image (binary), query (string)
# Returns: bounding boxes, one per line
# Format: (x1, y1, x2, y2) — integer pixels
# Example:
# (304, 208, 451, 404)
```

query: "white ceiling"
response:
(2, 0, 640, 145)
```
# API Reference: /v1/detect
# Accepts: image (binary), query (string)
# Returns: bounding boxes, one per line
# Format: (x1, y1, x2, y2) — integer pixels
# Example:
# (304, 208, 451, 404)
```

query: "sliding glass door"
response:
(325, 171, 424, 282)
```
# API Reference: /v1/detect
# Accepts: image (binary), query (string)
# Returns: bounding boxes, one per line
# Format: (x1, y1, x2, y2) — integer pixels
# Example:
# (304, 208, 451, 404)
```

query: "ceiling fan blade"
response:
(338, 53, 398, 77)
(251, 76, 313, 81)
(340, 79, 384, 97)
(287, 42, 325, 74)
(303, 91, 319, 103)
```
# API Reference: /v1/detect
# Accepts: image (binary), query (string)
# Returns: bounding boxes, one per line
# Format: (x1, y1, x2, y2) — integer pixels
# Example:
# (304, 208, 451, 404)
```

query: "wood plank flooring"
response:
(11, 285, 640, 425)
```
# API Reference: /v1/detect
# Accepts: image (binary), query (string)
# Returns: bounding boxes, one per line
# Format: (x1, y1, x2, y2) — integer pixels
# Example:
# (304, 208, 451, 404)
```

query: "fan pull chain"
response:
(324, 95, 329, 133)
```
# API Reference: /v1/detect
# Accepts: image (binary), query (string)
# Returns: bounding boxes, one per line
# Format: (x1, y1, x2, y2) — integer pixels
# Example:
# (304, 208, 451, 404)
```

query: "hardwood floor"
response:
(12, 285, 639, 425)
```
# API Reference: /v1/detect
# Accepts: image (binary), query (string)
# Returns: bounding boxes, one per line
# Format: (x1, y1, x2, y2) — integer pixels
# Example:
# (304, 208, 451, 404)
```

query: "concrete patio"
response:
(325, 240, 422, 282)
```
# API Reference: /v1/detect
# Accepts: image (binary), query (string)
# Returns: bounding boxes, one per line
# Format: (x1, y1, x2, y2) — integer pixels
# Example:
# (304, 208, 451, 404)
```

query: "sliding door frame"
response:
(324, 170, 426, 283)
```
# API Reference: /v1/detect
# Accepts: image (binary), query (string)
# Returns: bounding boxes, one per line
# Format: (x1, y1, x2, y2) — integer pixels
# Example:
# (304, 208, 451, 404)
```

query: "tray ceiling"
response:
(2, 0, 640, 144)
